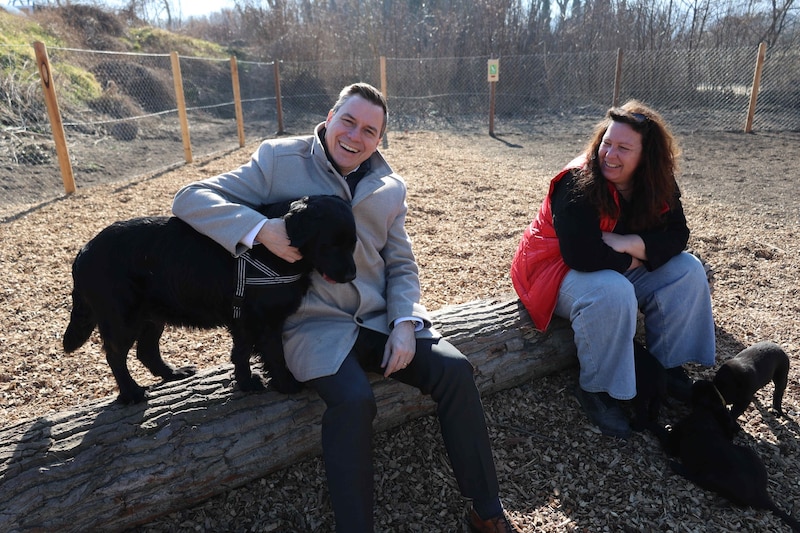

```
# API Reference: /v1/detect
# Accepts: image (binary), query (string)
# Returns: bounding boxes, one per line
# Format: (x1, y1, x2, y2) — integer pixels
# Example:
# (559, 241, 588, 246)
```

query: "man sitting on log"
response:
(172, 82, 522, 533)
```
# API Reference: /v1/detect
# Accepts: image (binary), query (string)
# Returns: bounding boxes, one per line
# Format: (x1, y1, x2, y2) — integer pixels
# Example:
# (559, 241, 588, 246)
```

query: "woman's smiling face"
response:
(324, 95, 384, 175)
(598, 120, 643, 190)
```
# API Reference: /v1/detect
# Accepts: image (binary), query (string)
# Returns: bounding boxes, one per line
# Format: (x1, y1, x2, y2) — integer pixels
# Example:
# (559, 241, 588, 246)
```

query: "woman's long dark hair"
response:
(576, 100, 680, 231)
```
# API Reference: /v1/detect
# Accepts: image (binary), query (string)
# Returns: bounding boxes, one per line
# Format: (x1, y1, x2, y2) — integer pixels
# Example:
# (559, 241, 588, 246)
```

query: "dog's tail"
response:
(63, 290, 96, 352)
(770, 505, 800, 533)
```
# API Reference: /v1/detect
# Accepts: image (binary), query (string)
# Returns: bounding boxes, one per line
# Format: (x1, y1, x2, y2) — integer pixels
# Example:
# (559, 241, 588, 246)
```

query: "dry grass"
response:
(2, 129, 800, 532)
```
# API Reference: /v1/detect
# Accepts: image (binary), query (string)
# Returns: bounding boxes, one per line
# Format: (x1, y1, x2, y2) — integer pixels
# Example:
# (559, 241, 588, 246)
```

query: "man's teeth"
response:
(340, 142, 357, 153)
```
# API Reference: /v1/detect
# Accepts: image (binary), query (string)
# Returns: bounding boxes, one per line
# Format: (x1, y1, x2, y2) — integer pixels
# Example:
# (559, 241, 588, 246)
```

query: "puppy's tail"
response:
(768, 502, 800, 532)
(63, 291, 96, 352)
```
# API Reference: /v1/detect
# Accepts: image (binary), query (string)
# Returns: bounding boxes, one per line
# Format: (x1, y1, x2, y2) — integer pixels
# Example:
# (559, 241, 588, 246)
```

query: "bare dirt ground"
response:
(2, 127, 800, 532)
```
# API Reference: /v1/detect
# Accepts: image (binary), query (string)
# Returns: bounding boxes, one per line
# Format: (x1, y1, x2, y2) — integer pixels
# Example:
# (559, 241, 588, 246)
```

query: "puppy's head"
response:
(284, 195, 357, 283)
(690, 379, 726, 410)
(691, 379, 740, 438)
(711, 364, 736, 404)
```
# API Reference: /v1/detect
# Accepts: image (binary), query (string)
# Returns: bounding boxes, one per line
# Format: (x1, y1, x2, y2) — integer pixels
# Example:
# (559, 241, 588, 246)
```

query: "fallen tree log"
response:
(0, 296, 576, 532)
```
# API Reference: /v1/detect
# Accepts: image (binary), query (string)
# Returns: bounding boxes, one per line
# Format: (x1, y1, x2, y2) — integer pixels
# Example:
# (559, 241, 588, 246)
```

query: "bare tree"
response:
(760, 0, 796, 46)
(178, 0, 799, 61)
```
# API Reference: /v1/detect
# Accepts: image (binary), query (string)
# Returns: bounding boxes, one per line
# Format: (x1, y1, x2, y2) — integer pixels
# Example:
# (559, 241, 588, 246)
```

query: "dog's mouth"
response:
(321, 273, 337, 284)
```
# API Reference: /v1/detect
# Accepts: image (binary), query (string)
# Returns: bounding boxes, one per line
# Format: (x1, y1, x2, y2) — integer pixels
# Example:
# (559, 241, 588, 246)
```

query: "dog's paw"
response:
(117, 386, 147, 404)
(669, 460, 689, 478)
(270, 374, 304, 394)
(164, 365, 197, 381)
(236, 373, 267, 393)
(168, 365, 197, 381)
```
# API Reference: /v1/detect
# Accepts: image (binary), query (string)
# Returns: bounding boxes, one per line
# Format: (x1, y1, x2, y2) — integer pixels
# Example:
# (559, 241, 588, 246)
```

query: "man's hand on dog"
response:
(257, 218, 303, 263)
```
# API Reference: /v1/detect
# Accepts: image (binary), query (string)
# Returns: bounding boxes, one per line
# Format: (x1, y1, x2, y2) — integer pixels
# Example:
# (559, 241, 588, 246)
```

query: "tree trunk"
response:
(0, 296, 576, 532)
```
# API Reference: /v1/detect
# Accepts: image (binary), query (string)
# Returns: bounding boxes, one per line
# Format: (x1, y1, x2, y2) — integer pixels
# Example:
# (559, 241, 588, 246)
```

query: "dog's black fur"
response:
(631, 340, 667, 432)
(63, 195, 357, 404)
(713, 341, 790, 419)
(655, 380, 800, 532)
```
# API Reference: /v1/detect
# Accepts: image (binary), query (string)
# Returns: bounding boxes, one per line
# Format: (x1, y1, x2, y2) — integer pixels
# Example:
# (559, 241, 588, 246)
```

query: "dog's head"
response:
(284, 195, 357, 283)
(691, 379, 726, 409)
(691, 379, 740, 438)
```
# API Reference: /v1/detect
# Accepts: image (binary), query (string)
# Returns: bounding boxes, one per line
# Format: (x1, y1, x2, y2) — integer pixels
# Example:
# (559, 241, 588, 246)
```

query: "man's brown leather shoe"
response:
(463, 505, 523, 533)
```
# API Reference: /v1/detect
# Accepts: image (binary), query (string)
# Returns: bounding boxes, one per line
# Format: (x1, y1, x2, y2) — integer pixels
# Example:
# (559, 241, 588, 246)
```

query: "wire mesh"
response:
(277, 57, 381, 133)
(2, 44, 799, 220)
(48, 48, 185, 194)
(236, 59, 279, 140)
(1, 44, 62, 213)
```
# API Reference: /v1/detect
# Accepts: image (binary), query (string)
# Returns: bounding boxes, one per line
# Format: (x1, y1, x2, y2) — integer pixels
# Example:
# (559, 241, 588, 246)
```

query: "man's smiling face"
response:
(324, 94, 384, 175)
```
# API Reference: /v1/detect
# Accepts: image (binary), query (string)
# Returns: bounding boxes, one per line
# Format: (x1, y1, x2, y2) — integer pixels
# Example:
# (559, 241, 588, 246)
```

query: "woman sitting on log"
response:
(511, 101, 716, 440)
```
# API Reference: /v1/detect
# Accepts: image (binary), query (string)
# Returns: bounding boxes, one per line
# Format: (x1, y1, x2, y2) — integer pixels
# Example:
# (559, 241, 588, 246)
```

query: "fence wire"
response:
(2, 45, 799, 219)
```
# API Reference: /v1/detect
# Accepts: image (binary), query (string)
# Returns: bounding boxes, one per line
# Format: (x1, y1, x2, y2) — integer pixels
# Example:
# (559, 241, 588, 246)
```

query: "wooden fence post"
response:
(380, 55, 388, 149)
(170, 51, 192, 163)
(32, 41, 76, 195)
(230, 56, 245, 148)
(273, 60, 285, 135)
(487, 58, 499, 136)
(744, 42, 767, 133)
(613, 48, 623, 107)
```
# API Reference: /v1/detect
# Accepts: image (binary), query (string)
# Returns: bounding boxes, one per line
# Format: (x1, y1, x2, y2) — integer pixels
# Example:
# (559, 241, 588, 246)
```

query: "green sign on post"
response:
(487, 59, 499, 82)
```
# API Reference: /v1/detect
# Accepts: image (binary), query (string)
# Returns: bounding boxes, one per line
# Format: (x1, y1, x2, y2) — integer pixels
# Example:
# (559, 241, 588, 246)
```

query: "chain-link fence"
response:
(2, 44, 799, 219)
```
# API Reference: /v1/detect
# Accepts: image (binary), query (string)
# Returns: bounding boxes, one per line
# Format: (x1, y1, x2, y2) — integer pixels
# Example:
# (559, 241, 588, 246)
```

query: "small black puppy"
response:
(656, 380, 800, 532)
(63, 195, 356, 404)
(631, 340, 667, 432)
(713, 341, 790, 419)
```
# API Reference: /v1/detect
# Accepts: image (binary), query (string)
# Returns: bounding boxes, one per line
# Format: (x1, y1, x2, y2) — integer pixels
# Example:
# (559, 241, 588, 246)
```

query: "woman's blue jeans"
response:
(553, 251, 716, 400)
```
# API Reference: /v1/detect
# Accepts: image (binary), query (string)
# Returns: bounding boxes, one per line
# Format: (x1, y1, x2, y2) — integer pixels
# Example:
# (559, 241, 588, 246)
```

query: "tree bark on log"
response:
(0, 296, 576, 532)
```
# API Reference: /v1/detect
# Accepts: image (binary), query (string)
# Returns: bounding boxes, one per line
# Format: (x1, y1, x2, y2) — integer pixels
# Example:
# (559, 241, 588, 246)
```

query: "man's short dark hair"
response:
(332, 83, 388, 136)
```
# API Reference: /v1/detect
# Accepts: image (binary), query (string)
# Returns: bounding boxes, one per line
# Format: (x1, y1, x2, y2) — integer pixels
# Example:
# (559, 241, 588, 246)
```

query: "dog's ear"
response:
(284, 196, 317, 249)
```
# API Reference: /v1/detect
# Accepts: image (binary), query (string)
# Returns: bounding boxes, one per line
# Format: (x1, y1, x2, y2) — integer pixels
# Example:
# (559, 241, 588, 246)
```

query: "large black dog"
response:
(63, 195, 356, 404)
(656, 380, 800, 532)
(713, 341, 790, 419)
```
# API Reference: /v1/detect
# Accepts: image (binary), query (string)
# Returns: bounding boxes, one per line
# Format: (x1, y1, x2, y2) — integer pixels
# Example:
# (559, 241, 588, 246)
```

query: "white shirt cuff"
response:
(394, 317, 424, 331)
(242, 219, 268, 248)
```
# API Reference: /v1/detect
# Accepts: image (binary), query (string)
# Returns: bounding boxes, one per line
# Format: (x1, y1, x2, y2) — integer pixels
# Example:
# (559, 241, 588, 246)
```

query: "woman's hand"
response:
(602, 231, 647, 260)
(256, 218, 303, 263)
(628, 256, 644, 270)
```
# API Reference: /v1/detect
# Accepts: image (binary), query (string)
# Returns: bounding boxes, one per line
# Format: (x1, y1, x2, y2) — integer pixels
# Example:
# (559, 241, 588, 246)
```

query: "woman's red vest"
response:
(510, 155, 619, 331)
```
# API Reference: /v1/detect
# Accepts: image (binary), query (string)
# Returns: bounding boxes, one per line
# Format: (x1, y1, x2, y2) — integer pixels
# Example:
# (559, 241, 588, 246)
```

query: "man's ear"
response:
(326, 109, 334, 124)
